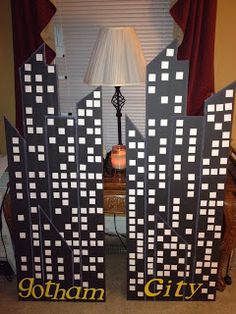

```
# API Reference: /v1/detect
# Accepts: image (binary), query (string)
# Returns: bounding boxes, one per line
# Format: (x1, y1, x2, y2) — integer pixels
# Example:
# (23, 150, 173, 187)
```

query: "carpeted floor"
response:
(0, 249, 236, 314)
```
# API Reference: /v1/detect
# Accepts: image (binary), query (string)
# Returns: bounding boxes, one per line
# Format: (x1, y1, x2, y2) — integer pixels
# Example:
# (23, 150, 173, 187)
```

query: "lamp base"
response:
(111, 87, 126, 145)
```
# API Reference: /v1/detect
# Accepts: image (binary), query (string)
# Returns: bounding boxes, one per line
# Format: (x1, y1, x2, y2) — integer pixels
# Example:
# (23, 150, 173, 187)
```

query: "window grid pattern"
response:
(126, 117, 146, 299)
(5, 46, 105, 300)
(126, 41, 235, 301)
(5, 121, 33, 282)
(77, 89, 105, 289)
(46, 116, 81, 285)
(193, 87, 235, 300)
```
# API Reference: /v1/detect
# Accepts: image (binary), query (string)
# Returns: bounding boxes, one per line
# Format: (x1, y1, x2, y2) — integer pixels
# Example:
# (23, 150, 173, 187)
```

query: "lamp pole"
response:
(111, 86, 126, 145)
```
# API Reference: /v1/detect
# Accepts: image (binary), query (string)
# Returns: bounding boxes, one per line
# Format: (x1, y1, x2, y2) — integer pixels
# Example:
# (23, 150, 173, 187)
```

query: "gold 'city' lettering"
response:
(144, 278, 203, 300)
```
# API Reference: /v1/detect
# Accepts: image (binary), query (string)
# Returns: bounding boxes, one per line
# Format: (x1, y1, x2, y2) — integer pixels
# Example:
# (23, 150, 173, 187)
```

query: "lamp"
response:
(84, 27, 146, 146)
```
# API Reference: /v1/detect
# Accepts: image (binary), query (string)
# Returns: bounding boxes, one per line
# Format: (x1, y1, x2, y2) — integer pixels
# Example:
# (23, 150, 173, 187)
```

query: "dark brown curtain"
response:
(170, 0, 217, 116)
(11, 0, 56, 134)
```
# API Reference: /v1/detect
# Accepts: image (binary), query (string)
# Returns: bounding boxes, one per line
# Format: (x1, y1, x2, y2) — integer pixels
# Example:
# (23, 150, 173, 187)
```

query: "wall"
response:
(0, 0, 15, 155)
(215, 0, 236, 141)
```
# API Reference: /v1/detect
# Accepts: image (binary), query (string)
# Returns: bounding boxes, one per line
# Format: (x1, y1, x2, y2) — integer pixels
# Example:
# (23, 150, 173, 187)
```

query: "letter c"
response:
(144, 278, 164, 297)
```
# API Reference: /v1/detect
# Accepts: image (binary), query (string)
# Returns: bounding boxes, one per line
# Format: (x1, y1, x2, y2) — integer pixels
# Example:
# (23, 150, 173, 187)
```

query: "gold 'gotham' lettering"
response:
(18, 278, 105, 301)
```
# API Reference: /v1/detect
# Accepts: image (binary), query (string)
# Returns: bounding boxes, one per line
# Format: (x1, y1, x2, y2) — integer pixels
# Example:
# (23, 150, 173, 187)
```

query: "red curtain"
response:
(11, 0, 56, 134)
(170, 0, 217, 116)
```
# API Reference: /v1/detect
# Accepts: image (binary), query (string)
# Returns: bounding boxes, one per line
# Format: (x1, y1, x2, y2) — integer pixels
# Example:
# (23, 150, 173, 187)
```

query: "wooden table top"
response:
(103, 172, 126, 215)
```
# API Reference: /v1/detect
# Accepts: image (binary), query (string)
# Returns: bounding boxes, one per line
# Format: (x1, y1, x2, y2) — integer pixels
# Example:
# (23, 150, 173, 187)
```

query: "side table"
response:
(103, 174, 126, 215)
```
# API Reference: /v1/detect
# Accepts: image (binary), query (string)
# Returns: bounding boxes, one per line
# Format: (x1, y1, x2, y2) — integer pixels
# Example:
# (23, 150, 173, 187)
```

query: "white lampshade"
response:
(84, 27, 146, 86)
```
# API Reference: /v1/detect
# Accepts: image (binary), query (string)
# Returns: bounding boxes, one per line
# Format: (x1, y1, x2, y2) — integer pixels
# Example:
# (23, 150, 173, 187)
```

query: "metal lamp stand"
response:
(111, 86, 126, 145)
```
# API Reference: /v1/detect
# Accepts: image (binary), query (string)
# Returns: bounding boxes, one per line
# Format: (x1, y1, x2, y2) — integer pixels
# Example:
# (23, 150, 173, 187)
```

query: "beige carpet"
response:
(0, 251, 235, 314)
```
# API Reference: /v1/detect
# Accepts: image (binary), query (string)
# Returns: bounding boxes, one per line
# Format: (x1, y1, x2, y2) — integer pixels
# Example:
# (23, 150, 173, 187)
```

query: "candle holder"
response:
(111, 145, 126, 181)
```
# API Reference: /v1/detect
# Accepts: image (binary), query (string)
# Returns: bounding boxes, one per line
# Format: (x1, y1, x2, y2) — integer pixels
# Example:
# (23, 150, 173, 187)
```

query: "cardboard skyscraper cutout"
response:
(5, 45, 105, 301)
(126, 40, 236, 301)
(5, 40, 236, 303)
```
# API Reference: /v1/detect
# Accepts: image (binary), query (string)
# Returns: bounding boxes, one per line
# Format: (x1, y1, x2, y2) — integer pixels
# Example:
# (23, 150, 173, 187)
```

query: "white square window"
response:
(175, 95, 182, 103)
(186, 214, 193, 220)
(175, 138, 183, 145)
(36, 96, 42, 103)
(35, 74, 42, 82)
(176, 119, 184, 127)
(159, 164, 166, 171)
(174, 173, 181, 180)
(36, 85, 43, 93)
(161, 61, 169, 69)
(161, 96, 168, 104)
(160, 138, 167, 145)
(24, 64, 31, 71)
(211, 149, 219, 156)
(148, 129, 156, 137)
(47, 85, 54, 93)
(49, 137, 56, 144)
(78, 109, 85, 116)
(174, 106, 182, 113)
(15, 171, 22, 178)
(214, 123, 222, 130)
(138, 152, 144, 159)
(47, 107, 54, 115)
(216, 104, 223, 111)
(159, 182, 166, 189)
(174, 164, 181, 171)
(86, 99, 93, 107)
(161, 73, 169, 81)
(148, 73, 156, 82)
(225, 89, 234, 98)
(47, 118, 54, 126)
(67, 119, 74, 126)
(36, 53, 43, 61)
(77, 118, 85, 126)
(24, 75, 31, 82)
(225, 103, 232, 111)
(207, 115, 215, 122)
(48, 65, 55, 73)
(94, 91, 101, 99)
(12, 137, 19, 144)
(36, 127, 43, 134)
(95, 138, 101, 145)
(190, 128, 197, 136)
(188, 174, 195, 181)
(159, 147, 166, 154)
(176, 128, 183, 136)
(176, 72, 184, 80)
(58, 128, 65, 135)
(188, 155, 195, 162)
(128, 130, 136, 137)
(224, 114, 231, 122)
(202, 183, 209, 190)
(25, 85, 32, 93)
(94, 100, 101, 107)
(217, 183, 224, 190)
(86, 109, 93, 117)
(188, 146, 196, 154)
(148, 86, 156, 94)
(187, 191, 194, 197)
(160, 119, 168, 127)
(166, 48, 174, 57)
(148, 119, 155, 127)
(25, 107, 32, 115)
(138, 167, 144, 173)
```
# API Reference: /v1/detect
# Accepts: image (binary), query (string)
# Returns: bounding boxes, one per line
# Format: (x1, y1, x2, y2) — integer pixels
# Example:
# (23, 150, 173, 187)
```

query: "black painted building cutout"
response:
(126, 40, 236, 301)
(5, 45, 105, 301)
